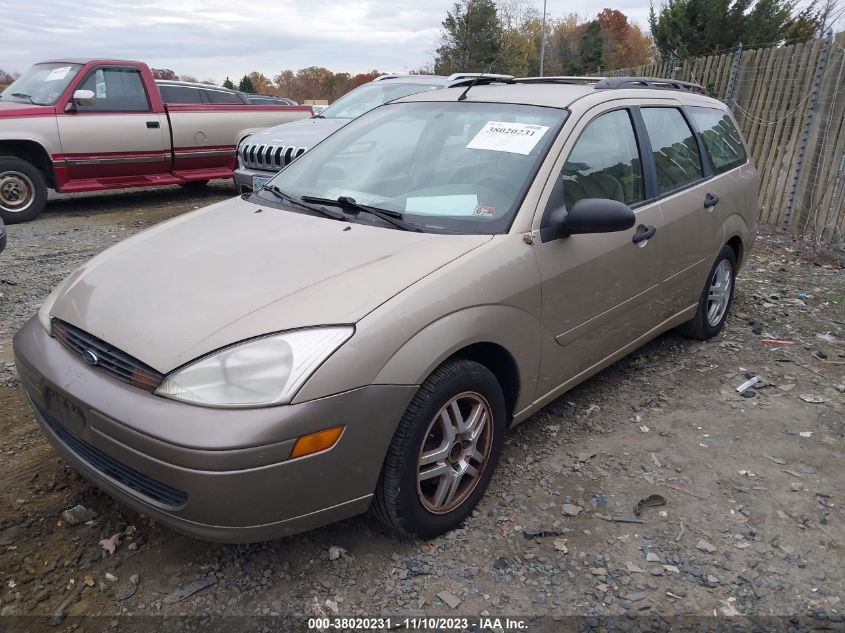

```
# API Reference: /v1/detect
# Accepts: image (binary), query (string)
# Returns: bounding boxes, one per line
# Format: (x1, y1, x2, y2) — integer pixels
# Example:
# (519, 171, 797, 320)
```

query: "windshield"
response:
(0, 63, 83, 105)
(263, 101, 567, 234)
(320, 82, 443, 119)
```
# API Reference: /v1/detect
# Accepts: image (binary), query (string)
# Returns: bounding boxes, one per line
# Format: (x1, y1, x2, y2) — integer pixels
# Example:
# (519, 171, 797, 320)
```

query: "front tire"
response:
(373, 359, 506, 538)
(677, 245, 737, 340)
(0, 157, 47, 224)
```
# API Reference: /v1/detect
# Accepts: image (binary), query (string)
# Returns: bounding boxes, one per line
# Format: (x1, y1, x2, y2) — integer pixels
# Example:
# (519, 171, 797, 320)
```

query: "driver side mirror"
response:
(543, 198, 635, 241)
(66, 89, 95, 111)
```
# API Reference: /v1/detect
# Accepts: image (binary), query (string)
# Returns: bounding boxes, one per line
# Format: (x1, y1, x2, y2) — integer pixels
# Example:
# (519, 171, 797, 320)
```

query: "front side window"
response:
(640, 107, 703, 193)
(260, 101, 567, 234)
(77, 68, 150, 112)
(0, 63, 83, 106)
(320, 82, 443, 120)
(688, 107, 747, 173)
(562, 109, 644, 209)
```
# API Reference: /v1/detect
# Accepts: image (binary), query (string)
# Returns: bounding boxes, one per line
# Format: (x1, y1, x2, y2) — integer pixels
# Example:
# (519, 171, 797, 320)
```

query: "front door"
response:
(57, 66, 170, 182)
(531, 106, 667, 400)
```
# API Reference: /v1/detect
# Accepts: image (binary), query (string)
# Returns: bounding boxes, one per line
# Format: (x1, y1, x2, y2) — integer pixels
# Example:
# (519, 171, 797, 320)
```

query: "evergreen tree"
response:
(238, 75, 256, 93)
(650, 0, 812, 58)
(222, 77, 235, 89)
(434, 0, 504, 74)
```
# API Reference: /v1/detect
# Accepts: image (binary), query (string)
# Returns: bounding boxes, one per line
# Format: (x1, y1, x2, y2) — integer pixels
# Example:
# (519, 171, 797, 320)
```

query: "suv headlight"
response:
(155, 327, 353, 407)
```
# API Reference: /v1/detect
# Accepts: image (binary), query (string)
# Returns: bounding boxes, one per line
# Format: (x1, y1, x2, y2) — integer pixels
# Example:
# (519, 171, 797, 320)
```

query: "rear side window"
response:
(640, 108, 703, 194)
(77, 67, 150, 112)
(688, 107, 747, 173)
(203, 89, 242, 104)
(562, 109, 644, 209)
(159, 85, 203, 103)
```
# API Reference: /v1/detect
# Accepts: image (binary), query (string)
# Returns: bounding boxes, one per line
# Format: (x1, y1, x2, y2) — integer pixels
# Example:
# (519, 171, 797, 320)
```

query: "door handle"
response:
(704, 192, 720, 208)
(146, 121, 160, 129)
(632, 225, 657, 244)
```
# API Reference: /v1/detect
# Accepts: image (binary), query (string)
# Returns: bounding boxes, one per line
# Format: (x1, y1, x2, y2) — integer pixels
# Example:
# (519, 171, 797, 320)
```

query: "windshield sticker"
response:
(45, 66, 72, 82)
(466, 121, 550, 155)
(474, 204, 496, 217)
(406, 195, 479, 216)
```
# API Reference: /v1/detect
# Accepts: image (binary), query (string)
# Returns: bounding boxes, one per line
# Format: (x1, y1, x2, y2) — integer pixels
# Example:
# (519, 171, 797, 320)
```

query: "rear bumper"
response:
(13, 317, 416, 542)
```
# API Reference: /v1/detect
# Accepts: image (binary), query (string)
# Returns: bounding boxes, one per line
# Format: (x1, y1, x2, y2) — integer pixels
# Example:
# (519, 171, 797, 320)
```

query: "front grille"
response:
(39, 404, 188, 507)
(240, 142, 307, 171)
(52, 320, 164, 392)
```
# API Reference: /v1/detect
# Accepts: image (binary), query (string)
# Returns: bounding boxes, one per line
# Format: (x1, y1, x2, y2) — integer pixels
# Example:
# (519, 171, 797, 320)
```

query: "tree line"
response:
(434, 0, 840, 76)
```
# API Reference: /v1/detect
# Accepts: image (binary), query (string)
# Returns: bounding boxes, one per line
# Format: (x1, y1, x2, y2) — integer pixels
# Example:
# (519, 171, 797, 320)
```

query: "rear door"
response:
(531, 104, 667, 396)
(636, 104, 722, 311)
(57, 66, 170, 182)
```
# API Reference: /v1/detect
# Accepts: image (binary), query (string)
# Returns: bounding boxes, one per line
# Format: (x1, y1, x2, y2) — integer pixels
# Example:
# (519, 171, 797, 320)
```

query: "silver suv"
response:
(234, 73, 510, 193)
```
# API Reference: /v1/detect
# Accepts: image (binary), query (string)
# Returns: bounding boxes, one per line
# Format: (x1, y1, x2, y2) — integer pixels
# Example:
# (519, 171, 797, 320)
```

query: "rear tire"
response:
(0, 157, 47, 224)
(677, 245, 737, 340)
(373, 359, 506, 538)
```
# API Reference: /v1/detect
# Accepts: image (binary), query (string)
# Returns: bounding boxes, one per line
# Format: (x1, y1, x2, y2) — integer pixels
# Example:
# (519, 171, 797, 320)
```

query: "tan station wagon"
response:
(14, 76, 758, 542)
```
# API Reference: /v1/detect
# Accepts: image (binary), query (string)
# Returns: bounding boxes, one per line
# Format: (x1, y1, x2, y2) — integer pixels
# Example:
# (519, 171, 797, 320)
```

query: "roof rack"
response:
(516, 76, 602, 85)
(594, 76, 707, 95)
(447, 73, 514, 87)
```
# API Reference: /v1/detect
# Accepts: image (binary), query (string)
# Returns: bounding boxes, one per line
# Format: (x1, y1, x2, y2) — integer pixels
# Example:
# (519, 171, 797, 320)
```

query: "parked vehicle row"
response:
(0, 59, 312, 223)
(156, 80, 297, 106)
(234, 73, 512, 192)
(15, 75, 758, 542)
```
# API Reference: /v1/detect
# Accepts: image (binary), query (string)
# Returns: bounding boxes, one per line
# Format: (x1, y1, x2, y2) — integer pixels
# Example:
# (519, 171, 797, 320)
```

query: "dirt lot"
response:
(0, 185, 843, 630)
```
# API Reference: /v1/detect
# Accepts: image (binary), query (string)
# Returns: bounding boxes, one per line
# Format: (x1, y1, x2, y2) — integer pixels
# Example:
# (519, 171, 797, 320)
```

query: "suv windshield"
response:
(0, 63, 83, 105)
(320, 82, 443, 119)
(263, 101, 567, 234)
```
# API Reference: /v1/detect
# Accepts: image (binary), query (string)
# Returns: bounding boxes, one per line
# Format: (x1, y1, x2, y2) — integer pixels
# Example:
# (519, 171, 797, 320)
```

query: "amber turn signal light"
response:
(290, 425, 345, 459)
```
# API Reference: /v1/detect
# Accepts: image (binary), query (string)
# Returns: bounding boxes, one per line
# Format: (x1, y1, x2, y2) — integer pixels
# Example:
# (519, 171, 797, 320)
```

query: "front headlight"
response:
(154, 327, 353, 407)
(38, 274, 74, 333)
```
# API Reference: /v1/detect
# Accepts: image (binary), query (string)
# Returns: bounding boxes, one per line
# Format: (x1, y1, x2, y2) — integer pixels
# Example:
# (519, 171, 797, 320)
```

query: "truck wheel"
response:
(0, 157, 47, 224)
(677, 245, 737, 340)
(373, 359, 506, 538)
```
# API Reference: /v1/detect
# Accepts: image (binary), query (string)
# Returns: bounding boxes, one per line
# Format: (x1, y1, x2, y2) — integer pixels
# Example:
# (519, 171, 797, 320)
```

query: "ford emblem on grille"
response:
(81, 350, 99, 366)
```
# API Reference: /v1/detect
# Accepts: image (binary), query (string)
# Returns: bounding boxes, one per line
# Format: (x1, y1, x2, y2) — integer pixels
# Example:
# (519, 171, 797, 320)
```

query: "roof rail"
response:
(594, 76, 707, 95)
(373, 74, 404, 81)
(515, 76, 602, 85)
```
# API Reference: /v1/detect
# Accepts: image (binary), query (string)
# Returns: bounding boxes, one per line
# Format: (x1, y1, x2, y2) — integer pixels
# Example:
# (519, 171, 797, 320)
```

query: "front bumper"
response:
(233, 165, 279, 195)
(13, 317, 416, 542)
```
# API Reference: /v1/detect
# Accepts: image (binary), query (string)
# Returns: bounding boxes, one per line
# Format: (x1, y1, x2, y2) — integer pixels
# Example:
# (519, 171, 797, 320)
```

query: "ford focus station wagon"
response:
(14, 76, 757, 542)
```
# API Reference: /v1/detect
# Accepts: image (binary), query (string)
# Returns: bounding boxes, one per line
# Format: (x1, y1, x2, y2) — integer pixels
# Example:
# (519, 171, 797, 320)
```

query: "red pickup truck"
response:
(0, 59, 313, 223)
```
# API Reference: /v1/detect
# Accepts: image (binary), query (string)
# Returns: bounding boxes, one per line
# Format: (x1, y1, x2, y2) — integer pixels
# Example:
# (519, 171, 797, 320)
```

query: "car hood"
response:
(0, 100, 54, 117)
(50, 197, 490, 372)
(244, 116, 349, 149)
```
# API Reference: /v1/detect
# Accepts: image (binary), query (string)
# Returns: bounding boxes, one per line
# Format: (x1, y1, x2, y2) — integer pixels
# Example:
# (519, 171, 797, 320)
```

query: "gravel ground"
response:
(0, 186, 843, 631)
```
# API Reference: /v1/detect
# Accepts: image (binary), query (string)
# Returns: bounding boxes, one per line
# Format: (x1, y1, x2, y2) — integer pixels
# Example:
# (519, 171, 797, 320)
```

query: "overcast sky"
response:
(0, 0, 656, 82)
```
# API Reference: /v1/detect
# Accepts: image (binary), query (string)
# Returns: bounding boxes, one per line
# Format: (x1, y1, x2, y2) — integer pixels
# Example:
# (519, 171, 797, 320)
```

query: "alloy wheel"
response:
(706, 259, 733, 327)
(416, 391, 493, 515)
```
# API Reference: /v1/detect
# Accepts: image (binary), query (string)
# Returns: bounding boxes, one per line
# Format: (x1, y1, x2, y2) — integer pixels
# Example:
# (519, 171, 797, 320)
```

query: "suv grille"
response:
(39, 404, 188, 507)
(240, 142, 307, 171)
(52, 320, 164, 392)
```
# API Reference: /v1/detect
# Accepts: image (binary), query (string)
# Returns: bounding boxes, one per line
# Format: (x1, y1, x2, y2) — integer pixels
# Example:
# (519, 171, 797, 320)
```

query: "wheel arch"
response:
(0, 139, 56, 188)
(370, 305, 540, 424)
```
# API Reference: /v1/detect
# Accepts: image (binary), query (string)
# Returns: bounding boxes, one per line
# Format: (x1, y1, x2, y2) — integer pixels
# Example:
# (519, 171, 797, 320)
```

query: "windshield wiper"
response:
(260, 184, 347, 221)
(301, 195, 420, 232)
(10, 93, 34, 103)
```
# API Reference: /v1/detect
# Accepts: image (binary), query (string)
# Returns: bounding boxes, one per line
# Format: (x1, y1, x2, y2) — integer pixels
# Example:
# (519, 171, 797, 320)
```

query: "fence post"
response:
(784, 31, 833, 229)
(725, 42, 743, 110)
